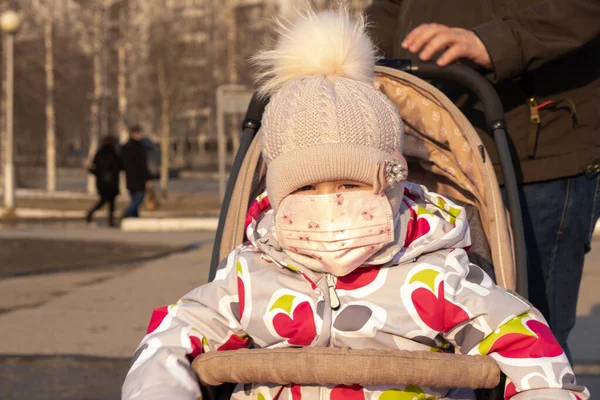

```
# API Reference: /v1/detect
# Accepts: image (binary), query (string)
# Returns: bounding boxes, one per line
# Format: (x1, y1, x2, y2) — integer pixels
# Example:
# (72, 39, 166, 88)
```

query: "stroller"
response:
(196, 60, 528, 400)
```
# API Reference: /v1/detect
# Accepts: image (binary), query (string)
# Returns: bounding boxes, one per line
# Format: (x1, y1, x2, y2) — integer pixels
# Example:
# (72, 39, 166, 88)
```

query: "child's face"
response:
(292, 180, 372, 195)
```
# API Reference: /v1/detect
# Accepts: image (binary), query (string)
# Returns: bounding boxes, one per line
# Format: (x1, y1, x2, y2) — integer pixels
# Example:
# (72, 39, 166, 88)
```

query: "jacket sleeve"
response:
(472, 0, 600, 82)
(438, 249, 589, 400)
(89, 152, 100, 175)
(363, 0, 403, 57)
(141, 147, 150, 183)
(121, 250, 249, 400)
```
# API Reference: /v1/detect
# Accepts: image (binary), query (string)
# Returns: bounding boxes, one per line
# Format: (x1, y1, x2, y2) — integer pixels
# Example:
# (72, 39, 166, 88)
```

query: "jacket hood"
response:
(245, 182, 471, 274)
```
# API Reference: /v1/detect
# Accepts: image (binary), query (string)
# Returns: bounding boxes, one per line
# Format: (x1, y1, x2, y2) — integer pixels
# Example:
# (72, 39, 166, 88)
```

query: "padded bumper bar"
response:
(192, 347, 500, 389)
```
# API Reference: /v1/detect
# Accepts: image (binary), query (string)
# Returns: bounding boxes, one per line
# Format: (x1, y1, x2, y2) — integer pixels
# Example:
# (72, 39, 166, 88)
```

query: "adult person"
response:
(365, 0, 600, 359)
(86, 134, 123, 227)
(122, 125, 151, 218)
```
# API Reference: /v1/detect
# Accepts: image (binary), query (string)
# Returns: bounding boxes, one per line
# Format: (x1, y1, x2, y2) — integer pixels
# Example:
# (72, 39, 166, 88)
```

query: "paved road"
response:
(0, 225, 214, 355)
(0, 224, 215, 399)
(0, 356, 130, 400)
(0, 238, 173, 279)
(0, 225, 598, 399)
(55, 175, 219, 195)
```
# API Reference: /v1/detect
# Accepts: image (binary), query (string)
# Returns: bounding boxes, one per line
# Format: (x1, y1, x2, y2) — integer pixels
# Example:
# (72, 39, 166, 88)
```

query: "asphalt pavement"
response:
(0, 223, 598, 399)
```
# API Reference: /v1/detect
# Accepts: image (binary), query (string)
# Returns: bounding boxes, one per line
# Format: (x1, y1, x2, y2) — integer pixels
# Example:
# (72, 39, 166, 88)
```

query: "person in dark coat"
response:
(121, 125, 151, 218)
(86, 135, 123, 226)
(364, 0, 600, 360)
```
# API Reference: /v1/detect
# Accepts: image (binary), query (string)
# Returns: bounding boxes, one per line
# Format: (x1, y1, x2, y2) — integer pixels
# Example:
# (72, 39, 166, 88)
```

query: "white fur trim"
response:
(253, 8, 376, 96)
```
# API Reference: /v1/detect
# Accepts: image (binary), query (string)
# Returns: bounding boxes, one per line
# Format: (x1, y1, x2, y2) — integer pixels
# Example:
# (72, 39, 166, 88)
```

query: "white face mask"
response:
(275, 191, 395, 276)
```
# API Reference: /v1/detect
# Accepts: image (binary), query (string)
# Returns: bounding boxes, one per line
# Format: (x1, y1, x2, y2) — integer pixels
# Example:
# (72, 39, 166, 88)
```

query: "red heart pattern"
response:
(272, 301, 317, 346)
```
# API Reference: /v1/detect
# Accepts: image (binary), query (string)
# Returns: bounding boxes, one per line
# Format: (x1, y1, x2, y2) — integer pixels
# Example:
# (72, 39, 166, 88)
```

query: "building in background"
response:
(0, 0, 372, 188)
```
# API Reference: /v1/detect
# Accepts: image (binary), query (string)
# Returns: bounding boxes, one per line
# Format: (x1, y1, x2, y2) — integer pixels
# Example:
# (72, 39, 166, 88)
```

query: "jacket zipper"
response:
(322, 274, 340, 400)
(326, 273, 339, 350)
(326, 274, 340, 310)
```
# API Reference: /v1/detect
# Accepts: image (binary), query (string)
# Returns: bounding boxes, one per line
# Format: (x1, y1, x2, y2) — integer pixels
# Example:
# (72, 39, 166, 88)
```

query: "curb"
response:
(0, 188, 95, 200)
(0, 208, 218, 220)
(574, 363, 600, 376)
(120, 218, 219, 232)
(178, 170, 222, 180)
(3, 208, 84, 219)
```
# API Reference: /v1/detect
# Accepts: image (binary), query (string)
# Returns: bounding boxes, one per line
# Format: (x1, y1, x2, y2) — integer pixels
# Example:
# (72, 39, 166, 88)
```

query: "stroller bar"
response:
(374, 58, 418, 73)
(409, 62, 506, 133)
(210, 93, 269, 282)
(493, 127, 528, 298)
(193, 347, 501, 389)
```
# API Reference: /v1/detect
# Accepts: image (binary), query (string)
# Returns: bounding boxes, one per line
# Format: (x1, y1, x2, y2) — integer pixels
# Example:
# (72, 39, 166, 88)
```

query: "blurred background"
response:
(0, 0, 367, 198)
(0, 1, 598, 399)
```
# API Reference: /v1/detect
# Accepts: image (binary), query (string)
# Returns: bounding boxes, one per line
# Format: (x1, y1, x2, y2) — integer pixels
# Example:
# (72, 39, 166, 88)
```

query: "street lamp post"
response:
(1, 10, 21, 213)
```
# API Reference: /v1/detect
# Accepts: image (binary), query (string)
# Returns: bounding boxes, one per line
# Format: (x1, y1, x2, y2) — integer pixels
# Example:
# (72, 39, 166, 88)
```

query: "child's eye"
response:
(340, 184, 359, 190)
(298, 185, 315, 191)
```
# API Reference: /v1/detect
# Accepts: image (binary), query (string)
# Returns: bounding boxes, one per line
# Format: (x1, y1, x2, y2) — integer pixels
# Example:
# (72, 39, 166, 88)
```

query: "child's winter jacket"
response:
(122, 183, 589, 400)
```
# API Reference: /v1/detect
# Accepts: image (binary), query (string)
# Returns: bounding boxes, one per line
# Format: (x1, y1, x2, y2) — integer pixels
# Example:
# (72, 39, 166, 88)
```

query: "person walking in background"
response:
(364, 0, 600, 360)
(122, 125, 151, 218)
(86, 135, 123, 227)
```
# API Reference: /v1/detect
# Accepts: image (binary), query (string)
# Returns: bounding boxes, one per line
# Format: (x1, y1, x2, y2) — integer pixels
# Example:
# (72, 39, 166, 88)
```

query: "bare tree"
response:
(117, 0, 128, 143)
(1, 0, 374, 196)
(44, 0, 57, 192)
(117, 0, 128, 193)
(148, 4, 196, 197)
(156, 58, 170, 197)
(87, 0, 103, 193)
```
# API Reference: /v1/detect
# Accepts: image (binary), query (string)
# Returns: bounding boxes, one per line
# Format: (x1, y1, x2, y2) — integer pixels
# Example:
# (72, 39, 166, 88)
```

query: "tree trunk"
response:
(88, 2, 103, 194)
(45, 4, 57, 193)
(157, 59, 170, 198)
(118, 0, 129, 194)
(227, 6, 237, 84)
(0, 35, 6, 182)
(99, 0, 110, 139)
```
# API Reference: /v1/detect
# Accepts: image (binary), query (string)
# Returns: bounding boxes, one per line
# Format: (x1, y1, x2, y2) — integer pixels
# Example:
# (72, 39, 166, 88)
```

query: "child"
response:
(122, 9, 589, 400)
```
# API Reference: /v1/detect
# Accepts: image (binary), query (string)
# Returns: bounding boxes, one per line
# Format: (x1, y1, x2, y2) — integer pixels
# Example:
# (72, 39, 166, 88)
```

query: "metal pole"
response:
(3, 33, 15, 210)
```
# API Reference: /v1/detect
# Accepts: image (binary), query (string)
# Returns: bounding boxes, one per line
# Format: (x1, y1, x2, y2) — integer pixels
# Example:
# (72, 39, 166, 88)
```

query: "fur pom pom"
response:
(253, 8, 376, 96)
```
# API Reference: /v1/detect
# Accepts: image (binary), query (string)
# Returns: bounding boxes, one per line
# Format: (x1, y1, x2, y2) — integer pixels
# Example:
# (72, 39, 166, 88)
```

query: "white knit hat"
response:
(254, 9, 406, 210)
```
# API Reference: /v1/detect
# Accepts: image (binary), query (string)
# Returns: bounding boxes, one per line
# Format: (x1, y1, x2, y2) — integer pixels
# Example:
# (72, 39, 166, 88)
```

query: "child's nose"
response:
(315, 182, 338, 195)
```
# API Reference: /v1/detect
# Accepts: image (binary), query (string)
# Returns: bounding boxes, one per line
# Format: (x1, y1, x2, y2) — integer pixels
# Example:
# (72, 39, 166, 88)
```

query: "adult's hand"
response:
(402, 23, 492, 69)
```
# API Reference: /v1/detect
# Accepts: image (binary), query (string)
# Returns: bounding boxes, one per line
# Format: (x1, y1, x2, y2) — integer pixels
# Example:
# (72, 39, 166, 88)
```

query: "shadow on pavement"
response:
(0, 238, 211, 279)
(0, 355, 130, 400)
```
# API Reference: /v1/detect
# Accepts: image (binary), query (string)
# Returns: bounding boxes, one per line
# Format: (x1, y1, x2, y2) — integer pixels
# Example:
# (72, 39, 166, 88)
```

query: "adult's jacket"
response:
(122, 138, 150, 192)
(89, 145, 123, 198)
(122, 184, 588, 400)
(365, 0, 600, 183)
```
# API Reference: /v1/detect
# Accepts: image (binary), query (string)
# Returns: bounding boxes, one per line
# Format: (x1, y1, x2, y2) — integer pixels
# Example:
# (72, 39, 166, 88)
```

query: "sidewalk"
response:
(568, 237, 600, 395)
(0, 188, 221, 220)
(0, 225, 215, 358)
(0, 225, 598, 398)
